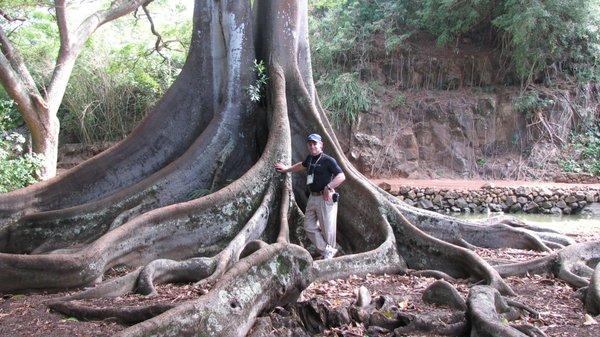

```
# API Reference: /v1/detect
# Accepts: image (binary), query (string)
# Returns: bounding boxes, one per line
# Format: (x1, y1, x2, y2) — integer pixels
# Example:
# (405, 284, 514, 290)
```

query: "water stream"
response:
(457, 213, 600, 239)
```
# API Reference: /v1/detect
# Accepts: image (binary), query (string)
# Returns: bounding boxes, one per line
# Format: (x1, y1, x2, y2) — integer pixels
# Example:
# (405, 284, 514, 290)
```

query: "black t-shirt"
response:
(302, 153, 343, 192)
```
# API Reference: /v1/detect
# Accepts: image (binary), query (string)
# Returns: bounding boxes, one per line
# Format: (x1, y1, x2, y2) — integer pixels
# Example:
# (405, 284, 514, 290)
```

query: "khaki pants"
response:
(304, 194, 337, 255)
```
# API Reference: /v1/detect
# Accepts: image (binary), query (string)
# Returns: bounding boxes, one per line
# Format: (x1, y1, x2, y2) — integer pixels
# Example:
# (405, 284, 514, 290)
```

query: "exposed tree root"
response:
(495, 241, 600, 288)
(511, 324, 548, 337)
(48, 301, 175, 325)
(136, 257, 216, 296)
(385, 195, 570, 252)
(467, 285, 546, 337)
(484, 215, 575, 249)
(249, 285, 546, 337)
(383, 202, 515, 295)
(485, 215, 560, 234)
(190, 183, 277, 288)
(422, 279, 467, 311)
(115, 243, 313, 337)
(3, 109, 255, 255)
(585, 262, 600, 315)
(410, 269, 458, 283)
(254, 295, 469, 336)
(394, 312, 468, 336)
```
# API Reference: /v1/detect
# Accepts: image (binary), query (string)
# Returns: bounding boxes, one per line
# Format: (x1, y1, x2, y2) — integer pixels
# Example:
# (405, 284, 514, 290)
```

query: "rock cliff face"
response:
(331, 40, 599, 180)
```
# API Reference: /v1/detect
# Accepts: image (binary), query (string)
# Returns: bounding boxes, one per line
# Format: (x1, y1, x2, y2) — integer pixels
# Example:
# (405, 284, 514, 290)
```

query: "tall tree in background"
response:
(0, 0, 151, 179)
(0, 1, 599, 335)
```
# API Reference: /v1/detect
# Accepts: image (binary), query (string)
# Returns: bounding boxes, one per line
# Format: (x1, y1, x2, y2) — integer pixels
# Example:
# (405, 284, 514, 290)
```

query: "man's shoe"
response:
(323, 245, 337, 260)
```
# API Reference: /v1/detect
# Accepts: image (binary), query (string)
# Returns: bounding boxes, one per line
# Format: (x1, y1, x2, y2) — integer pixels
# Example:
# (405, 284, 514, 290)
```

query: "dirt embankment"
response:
(330, 36, 599, 182)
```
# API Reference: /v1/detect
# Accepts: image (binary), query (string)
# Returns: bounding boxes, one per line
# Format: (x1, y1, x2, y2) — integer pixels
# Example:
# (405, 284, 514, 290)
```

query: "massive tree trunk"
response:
(0, 1, 597, 336)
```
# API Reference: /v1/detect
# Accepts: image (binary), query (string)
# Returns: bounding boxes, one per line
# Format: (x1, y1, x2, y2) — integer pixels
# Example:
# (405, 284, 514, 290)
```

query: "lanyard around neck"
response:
(309, 153, 323, 172)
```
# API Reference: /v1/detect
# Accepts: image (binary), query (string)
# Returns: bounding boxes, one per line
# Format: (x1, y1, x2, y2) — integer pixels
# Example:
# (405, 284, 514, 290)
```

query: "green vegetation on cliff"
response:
(309, 0, 600, 179)
(311, 0, 600, 82)
(561, 127, 600, 176)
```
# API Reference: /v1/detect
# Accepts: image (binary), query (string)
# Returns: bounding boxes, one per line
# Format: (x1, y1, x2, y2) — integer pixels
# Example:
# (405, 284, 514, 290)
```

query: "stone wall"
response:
(379, 183, 600, 215)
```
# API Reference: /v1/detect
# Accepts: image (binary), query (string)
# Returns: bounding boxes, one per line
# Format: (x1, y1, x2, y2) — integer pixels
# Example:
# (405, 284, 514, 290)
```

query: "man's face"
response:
(307, 140, 323, 156)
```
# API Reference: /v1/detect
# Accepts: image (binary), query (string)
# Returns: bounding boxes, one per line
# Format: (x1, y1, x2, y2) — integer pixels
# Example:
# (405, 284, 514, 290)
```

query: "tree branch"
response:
(0, 51, 28, 105)
(141, 2, 168, 61)
(0, 26, 47, 125)
(0, 51, 47, 130)
(98, 0, 154, 27)
(142, 4, 161, 51)
(47, 0, 153, 106)
(0, 26, 39, 91)
(0, 9, 26, 22)
(54, 0, 70, 48)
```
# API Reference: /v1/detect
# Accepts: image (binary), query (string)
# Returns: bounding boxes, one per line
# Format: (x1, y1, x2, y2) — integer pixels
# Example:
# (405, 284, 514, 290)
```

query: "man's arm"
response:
(324, 172, 345, 201)
(327, 172, 345, 190)
(274, 161, 305, 173)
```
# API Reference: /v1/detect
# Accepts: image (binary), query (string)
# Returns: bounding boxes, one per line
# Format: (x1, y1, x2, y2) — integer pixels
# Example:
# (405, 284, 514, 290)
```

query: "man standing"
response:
(274, 133, 346, 259)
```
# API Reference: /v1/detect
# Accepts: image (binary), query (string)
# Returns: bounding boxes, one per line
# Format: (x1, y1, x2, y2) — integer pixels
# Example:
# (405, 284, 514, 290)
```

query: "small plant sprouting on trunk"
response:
(247, 59, 268, 102)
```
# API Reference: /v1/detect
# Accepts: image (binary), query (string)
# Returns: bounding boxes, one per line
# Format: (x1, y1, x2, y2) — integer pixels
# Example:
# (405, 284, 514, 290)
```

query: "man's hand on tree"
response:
(274, 163, 287, 173)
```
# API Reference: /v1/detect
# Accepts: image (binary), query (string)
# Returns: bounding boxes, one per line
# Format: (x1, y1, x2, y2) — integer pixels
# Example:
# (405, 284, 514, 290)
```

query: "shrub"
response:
(309, 0, 418, 72)
(391, 93, 407, 109)
(0, 100, 43, 192)
(0, 137, 44, 193)
(418, 0, 600, 82)
(317, 72, 373, 125)
(561, 127, 600, 176)
(310, 0, 600, 83)
(514, 91, 553, 118)
(0, 100, 23, 130)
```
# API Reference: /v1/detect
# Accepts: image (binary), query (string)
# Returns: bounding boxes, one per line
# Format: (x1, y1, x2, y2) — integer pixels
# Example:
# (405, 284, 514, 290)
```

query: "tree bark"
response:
(0, 1, 589, 336)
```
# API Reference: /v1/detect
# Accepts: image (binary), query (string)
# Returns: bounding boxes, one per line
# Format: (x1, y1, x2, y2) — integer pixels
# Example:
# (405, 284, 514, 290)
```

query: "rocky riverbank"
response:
(378, 182, 600, 215)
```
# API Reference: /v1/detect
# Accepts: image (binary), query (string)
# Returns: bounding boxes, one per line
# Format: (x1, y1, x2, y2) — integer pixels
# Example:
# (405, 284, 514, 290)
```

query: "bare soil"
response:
(298, 272, 600, 337)
(297, 217, 600, 337)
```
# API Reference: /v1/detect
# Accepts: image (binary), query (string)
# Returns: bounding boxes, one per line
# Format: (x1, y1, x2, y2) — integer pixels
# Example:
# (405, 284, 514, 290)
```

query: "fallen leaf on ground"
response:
(583, 314, 597, 326)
